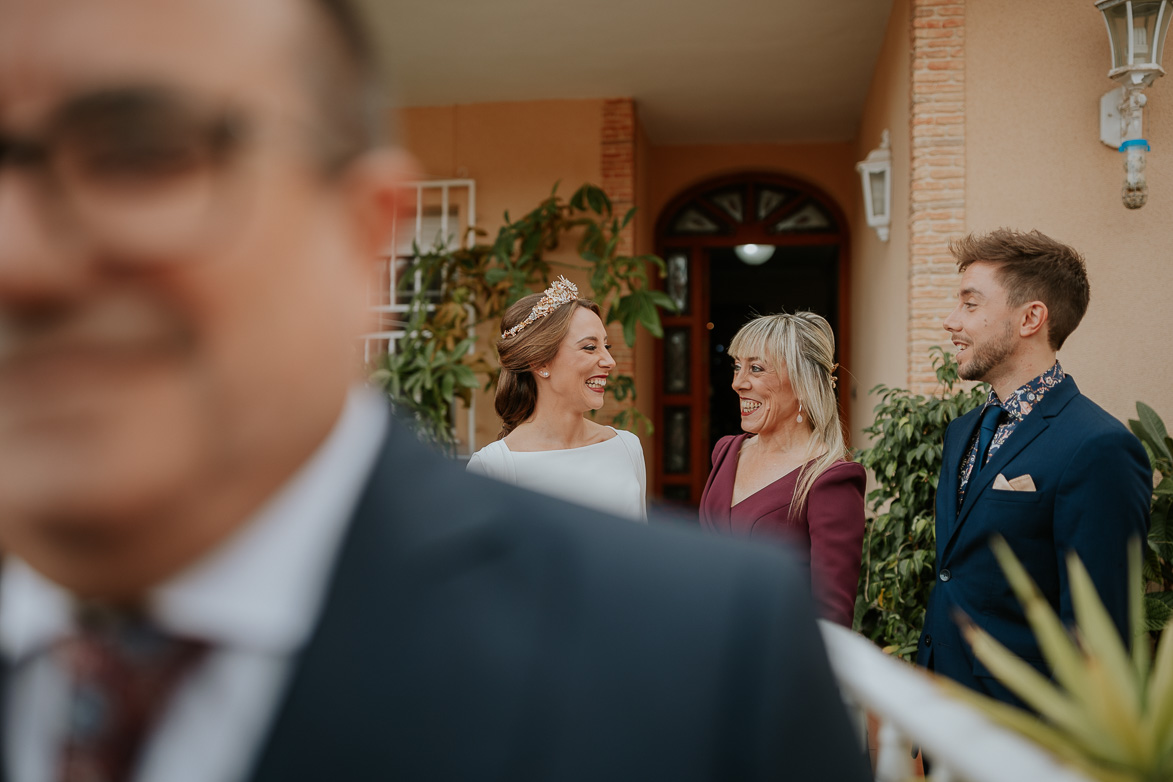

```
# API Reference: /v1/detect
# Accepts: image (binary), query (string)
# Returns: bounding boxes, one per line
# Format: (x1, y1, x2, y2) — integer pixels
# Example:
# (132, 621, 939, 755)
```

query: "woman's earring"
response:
(540, 371, 550, 378)
(796, 402, 803, 424)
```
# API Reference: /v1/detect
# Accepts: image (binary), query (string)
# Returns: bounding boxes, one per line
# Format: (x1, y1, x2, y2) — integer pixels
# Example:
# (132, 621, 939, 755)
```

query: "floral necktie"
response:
(56, 605, 207, 782)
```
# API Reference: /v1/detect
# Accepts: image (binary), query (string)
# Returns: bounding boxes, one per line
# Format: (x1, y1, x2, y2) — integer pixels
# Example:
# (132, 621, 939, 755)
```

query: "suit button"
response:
(939, 569, 952, 582)
(924, 634, 932, 646)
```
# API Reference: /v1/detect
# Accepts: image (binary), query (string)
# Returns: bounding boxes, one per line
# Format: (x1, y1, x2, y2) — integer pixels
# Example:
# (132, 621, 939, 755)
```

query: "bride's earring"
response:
(796, 401, 803, 424)
(540, 370, 550, 378)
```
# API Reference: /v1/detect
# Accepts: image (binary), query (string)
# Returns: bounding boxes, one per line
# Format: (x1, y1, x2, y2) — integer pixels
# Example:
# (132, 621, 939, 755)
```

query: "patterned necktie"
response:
(974, 403, 1004, 477)
(56, 605, 207, 782)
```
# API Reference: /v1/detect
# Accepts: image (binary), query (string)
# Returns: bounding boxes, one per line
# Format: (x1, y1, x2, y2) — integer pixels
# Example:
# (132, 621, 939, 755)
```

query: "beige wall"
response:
(849, 0, 912, 450)
(399, 99, 606, 450)
(402, 99, 604, 239)
(967, 0, 1173, 423)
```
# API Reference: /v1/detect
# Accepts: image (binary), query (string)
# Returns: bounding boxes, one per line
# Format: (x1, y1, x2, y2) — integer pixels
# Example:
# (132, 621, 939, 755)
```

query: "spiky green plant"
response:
(942, 537, 1173, 782)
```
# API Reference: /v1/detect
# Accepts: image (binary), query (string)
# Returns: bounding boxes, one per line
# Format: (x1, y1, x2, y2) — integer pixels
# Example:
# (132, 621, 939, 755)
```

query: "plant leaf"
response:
(988, 537, 1088, 698)
(1137, 402, 1172, 462)
(1066, 552, 1141, 718)
(936, 677, 1134, 781)
(961, 619, 1125, 762)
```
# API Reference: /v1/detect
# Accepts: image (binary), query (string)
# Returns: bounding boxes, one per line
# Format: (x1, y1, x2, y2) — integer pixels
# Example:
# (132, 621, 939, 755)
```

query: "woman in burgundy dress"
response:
(700, 312, 865, 627)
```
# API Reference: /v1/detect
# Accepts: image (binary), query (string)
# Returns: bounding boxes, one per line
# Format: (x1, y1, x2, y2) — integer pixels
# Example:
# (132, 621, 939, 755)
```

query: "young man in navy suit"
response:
(917, 229, 1151, 707)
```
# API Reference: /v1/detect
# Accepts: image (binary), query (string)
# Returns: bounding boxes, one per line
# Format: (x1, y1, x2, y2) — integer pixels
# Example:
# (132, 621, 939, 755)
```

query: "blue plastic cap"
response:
(1119, 139, 1152, 152)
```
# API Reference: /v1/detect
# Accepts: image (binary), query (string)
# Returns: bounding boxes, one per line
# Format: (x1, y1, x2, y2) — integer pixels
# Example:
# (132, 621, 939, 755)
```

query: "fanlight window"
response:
(664, 181, 839, 238)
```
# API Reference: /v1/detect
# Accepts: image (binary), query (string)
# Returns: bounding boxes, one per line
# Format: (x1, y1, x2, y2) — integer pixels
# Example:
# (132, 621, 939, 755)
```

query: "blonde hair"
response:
(494, 293, 600, 438)
(729, 311, 848, 516)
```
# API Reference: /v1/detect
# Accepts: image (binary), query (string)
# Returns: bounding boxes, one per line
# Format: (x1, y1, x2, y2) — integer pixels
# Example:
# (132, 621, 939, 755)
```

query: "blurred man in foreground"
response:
(0, 1, 869, 780)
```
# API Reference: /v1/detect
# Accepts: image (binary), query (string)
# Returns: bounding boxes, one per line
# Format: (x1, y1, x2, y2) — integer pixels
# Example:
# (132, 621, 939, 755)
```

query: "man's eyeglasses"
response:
(0, 87, 246, 259)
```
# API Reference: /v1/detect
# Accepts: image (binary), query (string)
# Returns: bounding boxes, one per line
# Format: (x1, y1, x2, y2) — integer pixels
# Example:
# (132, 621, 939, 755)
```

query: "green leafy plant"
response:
(1127, 402, 1173, 636)
(369, 183, 675, 451)
(946, 537, 1173, 782)
(854, 347, 988, 659)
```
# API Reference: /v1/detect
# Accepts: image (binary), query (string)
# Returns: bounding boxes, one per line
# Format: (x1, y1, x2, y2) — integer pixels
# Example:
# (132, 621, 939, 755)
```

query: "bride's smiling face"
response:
(538, 307, 616, 413)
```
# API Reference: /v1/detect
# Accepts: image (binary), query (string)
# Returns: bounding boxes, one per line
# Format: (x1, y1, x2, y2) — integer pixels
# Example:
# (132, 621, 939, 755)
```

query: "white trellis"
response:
(364, 179, 478, 457)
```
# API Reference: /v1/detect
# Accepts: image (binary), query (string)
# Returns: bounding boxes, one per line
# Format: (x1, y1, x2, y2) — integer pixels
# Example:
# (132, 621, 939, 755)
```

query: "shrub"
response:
(854, 347, 987, 659)
(1127, 402, 1173, 635)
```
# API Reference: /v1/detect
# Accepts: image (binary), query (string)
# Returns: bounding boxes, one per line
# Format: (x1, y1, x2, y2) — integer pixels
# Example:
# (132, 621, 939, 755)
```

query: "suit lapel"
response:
(247, 416, 546, 782)
(942, 377, 1080, 558)
(938, 408, 980, 556)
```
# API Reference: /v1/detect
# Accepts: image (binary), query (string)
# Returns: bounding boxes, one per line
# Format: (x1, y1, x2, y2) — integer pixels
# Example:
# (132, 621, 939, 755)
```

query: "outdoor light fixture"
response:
(856, 130, 892, 241)
(1096, 0, 1172, 208)
(734, 244, 776, 265)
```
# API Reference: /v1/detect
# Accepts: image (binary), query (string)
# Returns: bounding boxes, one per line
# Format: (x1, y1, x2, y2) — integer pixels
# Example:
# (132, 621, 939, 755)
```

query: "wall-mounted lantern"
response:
(856, 129, 892, 241)
(1096, 0, 1172, 208)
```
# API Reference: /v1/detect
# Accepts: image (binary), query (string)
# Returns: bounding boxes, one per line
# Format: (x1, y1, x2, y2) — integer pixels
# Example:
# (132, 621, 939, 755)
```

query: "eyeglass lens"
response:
(1, 87, 245, 258)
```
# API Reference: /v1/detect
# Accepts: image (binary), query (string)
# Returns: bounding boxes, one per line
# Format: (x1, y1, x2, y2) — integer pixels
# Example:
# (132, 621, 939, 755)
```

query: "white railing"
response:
(817, 621, 1093, 782)
(364, 179, 479, 457)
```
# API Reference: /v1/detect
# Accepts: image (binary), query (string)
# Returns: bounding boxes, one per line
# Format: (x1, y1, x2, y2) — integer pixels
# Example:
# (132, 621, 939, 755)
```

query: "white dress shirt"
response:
(0, 388, 389, 782)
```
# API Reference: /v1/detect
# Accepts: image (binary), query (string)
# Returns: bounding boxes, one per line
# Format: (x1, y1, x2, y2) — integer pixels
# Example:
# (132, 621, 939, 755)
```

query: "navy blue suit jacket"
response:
(916, 376, 1150, 705)
(0, 414, 870, 782)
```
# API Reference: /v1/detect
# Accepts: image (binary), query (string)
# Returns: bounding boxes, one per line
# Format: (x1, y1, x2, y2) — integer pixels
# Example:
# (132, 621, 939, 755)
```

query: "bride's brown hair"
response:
(495, 294, 600, 438)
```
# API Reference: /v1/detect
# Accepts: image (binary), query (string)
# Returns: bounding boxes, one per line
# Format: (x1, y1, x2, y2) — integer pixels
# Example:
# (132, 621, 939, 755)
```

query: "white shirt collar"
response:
(0, 387, 389, 661)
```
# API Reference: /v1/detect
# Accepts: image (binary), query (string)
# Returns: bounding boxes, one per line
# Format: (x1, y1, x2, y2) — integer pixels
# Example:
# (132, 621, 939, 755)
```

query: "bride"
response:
(466, 277, 647, 522)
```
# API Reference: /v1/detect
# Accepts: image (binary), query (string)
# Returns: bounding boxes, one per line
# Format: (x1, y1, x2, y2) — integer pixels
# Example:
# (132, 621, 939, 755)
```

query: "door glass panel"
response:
(670, 206, 722, 235)
(756, 187, 794, 220)
(664, 407, 691, 474)
(707, 188, 745, 223)
(666, 252, 690, 315)
(664, 328, 690, 395)
(772, 201, 835, 233)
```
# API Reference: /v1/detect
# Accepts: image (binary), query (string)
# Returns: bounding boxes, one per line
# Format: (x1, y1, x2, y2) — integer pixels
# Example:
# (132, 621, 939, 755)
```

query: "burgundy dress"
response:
(699, 434, 866, 627)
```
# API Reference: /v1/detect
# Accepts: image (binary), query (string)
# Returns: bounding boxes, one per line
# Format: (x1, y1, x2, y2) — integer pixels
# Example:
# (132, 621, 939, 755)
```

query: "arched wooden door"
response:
(653, 172, 851, 509)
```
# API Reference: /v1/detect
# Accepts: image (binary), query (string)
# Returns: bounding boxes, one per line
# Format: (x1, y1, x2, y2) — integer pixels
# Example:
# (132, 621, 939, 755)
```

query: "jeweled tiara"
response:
(501, 276, 579, 339)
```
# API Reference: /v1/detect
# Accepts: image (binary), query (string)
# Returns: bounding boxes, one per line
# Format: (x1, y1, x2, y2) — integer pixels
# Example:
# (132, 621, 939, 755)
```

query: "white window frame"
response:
(364, 179, 478, 457)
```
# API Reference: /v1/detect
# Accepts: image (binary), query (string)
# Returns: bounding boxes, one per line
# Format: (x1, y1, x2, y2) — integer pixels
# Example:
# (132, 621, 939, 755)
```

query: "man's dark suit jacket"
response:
(0, 417, 865, 781)
(916, 376, 1151, 705)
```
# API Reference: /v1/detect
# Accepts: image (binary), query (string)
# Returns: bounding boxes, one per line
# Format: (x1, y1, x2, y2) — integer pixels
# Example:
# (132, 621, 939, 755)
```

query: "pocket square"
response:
(1007, 474, 1036, 492)
(993, 473, 1036, 492)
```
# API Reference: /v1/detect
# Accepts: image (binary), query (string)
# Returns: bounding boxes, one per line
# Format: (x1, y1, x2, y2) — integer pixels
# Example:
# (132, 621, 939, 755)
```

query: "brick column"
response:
(909, 0, 966, 393)
(600, 98, 637, 424)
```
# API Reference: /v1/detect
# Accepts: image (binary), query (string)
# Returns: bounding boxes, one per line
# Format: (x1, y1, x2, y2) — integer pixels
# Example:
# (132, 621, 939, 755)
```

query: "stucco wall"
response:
(850, 0, 912, 450)
(399, 99, 606, 450)
(967, 0, 1173, 423)
(401, 99, 605, 240)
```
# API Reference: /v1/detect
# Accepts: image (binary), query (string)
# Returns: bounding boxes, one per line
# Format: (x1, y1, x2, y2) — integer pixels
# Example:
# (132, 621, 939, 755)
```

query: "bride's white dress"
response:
(465, 428, 647, 522)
